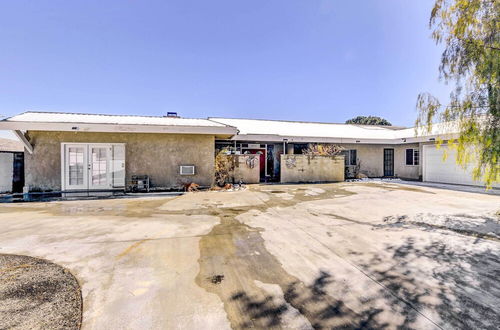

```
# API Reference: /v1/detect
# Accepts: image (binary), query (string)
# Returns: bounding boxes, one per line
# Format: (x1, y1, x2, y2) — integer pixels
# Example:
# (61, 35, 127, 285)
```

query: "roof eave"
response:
(230, 133, 459, 144)
(0, 121, 238, 135)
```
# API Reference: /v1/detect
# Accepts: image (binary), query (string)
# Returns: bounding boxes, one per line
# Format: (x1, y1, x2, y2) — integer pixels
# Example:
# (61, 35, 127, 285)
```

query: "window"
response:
(406, 149, 419, 165)
(91, 147, 108, 185)
(68, 147, 84, 185)
(342, 149, 357, 166)
(293, 143, 308, 154)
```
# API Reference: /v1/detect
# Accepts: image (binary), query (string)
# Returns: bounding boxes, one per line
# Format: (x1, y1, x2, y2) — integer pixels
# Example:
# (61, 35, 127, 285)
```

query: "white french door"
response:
(62, 143, 125, 191)
(64, 144, 88, 190)
(89, 145, 111, 190)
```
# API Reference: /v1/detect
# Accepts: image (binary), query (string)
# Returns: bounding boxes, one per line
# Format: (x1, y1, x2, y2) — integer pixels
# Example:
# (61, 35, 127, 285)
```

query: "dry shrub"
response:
(214, 149, 235, 187)
(302, 144, 344, 156)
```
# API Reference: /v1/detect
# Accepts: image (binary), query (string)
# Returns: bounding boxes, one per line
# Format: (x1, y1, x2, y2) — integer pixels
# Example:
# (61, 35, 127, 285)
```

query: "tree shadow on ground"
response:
(230, 270, 389, 329)
(355, 236, 500, 329)
(229, 237, 500, 329)
(376, 213, 500, 241)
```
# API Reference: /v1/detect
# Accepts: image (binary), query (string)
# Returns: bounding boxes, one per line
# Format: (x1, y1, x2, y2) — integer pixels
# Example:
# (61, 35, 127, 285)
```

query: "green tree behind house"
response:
(345, 116, 392, 126)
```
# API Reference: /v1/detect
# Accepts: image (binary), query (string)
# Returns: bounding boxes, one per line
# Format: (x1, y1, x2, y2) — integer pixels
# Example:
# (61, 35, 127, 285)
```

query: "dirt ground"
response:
(0, 254, 82, 329)
(0, 181, 498, 329)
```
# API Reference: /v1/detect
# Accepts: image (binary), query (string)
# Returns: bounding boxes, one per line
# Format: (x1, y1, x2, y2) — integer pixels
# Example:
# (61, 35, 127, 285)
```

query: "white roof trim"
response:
(0, 112, 460, 143)
(228, 133, 458, 144)
(0, 112, 237, 135)
(210, 117, 459, 143)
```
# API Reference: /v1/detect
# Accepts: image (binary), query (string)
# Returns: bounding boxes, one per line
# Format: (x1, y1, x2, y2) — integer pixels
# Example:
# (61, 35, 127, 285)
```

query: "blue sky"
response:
(0, 0, 450, 136)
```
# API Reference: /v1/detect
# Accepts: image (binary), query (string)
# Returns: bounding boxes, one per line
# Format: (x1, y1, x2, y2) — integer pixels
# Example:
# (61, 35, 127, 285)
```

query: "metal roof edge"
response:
(208, 117, 407, 129)
(4, 111, 233, 126)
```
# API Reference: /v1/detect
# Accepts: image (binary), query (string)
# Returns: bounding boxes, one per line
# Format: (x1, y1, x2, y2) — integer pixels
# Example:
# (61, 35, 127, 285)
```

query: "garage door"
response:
(423, 144, 488, 186)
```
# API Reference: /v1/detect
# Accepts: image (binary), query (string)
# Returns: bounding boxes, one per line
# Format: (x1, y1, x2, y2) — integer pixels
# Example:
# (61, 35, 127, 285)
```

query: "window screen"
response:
(342, 150, 357, 165)
(349, 150, 357, 165)
(406, 149, 414, 165)
(406, 149, 419, 165)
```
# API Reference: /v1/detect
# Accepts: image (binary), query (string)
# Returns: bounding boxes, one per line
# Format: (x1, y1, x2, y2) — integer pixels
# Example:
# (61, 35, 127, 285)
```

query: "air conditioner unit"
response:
(180, 165, 195, 175)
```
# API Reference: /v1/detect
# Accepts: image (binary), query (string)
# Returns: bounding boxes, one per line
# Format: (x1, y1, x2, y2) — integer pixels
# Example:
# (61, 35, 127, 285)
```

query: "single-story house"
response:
(0, 111, 494, 194)
(0, 112, 236, 193)
(0, 137, 24, 193)
(209, 117, 475, 185)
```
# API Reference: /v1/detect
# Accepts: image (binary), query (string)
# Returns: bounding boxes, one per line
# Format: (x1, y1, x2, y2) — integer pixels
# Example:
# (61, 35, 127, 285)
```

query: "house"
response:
(209, 117, 462, 184)
(0, 137, 24, 193)
(0, 111, 494, 194)
(0, 112, 236, 193)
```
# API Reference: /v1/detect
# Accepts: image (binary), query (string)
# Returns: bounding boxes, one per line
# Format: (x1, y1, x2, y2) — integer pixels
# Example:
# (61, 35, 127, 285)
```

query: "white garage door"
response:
(423, 144, 495, 187)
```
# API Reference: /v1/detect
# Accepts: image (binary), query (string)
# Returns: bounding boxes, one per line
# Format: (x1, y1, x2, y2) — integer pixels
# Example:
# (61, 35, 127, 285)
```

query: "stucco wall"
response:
(231, 154, 260, 184)
(280, 155, 344, 183)
(24, 131, 215, 191)
(339, 143, 420, 179)
(0, 152, 13, 192)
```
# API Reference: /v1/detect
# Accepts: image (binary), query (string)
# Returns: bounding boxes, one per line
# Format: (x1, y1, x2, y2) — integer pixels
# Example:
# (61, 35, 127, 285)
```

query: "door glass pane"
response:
(68, 147, 84, 186)
(91, 147, 107, 185)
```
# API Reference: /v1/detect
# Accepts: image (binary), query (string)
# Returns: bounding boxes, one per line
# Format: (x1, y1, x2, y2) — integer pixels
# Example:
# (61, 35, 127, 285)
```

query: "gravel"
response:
(0, 254, 82, 329)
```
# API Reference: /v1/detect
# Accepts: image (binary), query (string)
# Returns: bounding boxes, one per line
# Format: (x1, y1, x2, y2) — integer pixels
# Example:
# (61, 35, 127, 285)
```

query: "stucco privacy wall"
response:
(280, 155, 344, 183)
(230, 155, 260, 184)
(0, 153, 13, 192)
(340, 143, 420, 179)
(24, 131, 215, 191)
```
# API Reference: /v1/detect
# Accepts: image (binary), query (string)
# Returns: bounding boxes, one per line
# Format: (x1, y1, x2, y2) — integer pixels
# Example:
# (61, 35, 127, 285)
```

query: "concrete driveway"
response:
(0, 182, 499, 329)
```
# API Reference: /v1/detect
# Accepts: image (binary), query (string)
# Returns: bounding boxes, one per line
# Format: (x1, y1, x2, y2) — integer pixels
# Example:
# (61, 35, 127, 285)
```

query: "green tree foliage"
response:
(416, 0, 499, 187)
(345, 116, 392, 126)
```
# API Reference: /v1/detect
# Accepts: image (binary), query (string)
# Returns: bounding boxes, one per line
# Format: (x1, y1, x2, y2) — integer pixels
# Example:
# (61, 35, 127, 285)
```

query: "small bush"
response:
(214, 149, 235, 187)
(302, 144, 344, 156)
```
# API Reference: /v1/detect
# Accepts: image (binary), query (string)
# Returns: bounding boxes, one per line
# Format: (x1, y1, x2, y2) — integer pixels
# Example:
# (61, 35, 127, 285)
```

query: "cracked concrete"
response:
(0, 181, 498, 329)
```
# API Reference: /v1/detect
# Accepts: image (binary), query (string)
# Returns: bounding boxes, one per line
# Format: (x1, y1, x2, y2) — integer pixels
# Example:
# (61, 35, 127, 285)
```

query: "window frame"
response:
(405, 148, 419, 166)
(343, 149, 357, 166)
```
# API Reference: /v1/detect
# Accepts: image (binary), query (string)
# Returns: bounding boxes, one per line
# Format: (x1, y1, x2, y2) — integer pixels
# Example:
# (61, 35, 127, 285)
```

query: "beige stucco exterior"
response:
(231, 155, 260, 184)
(24, 131, 215, 191)
(339, 143, 421, 180)
(280, 154, 344, 183)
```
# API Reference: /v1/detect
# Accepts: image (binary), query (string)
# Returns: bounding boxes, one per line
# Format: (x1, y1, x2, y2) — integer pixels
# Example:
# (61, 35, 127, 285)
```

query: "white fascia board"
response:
(0, 121, 237, 135)
(231, 134, 415, 145)
(400, 133, 459, 144)
(231, 133, 460, 145)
